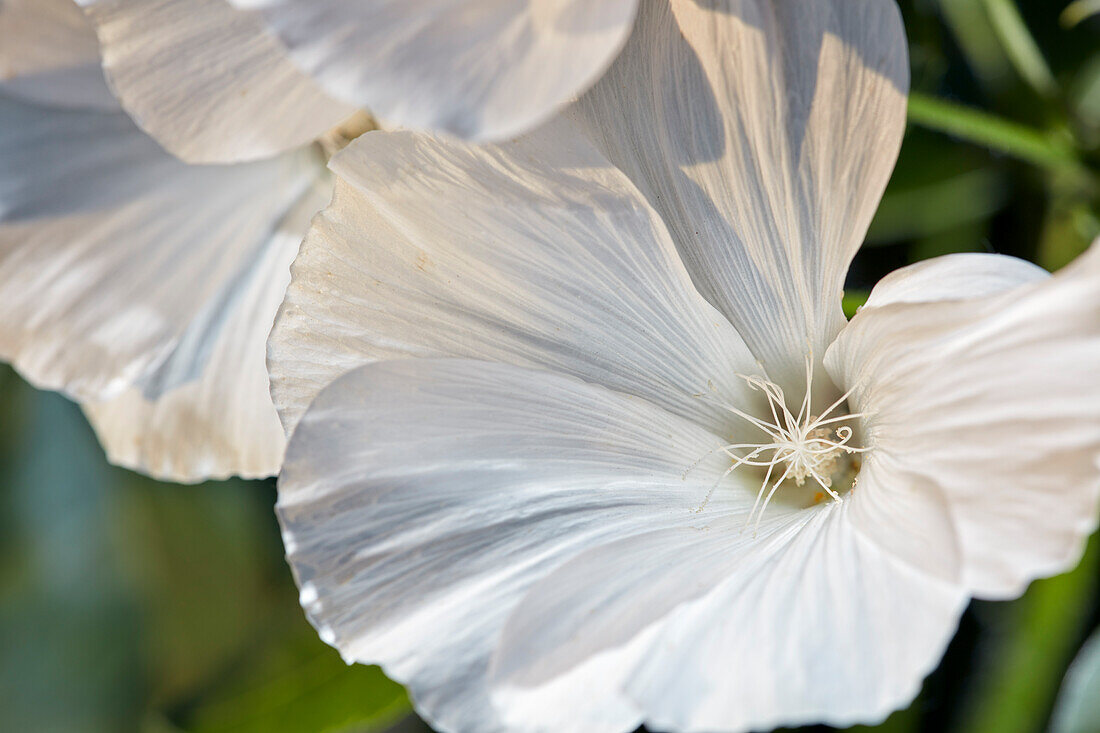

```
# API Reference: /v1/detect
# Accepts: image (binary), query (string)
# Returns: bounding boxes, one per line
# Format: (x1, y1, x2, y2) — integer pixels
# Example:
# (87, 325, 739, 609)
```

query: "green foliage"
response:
(841, 290, 870, 319)
(0, 375, 143, 733)
(0, 370, 411, 733)
(185, 635, 408, 733)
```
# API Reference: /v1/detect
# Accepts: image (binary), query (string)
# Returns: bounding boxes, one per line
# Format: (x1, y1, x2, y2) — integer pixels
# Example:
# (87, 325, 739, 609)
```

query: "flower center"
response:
(690, 360, 868, 532)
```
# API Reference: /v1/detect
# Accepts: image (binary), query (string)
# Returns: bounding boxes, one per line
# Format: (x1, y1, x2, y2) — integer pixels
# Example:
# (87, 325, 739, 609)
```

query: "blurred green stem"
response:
(937, 0, 1013, 92)
(1062, 0, 1100, 27)
(981, 0, 1058, 98)
(908, 93, 1081, 173)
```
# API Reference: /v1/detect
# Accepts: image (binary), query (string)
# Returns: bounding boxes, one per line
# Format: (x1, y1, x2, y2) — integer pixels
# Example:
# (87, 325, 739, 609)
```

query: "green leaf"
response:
(842, 290, 870, 319)
(184, 629, 409, 733)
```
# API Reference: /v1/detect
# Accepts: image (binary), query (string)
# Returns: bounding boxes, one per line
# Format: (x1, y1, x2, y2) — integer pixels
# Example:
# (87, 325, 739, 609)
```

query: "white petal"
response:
(818, 251, 1048, 580)
(226, 0, 639, 141)
(845, 453, 964, 584)
(848, 251, 1054, 569)
(0, 92, 321, 409)
(489, 524, 758, 733)
(825, 244, 1100, 599)
(268, 124, 757, 439)
(493, 503, 967, 732)
(80, 180, 331, 483)
(278, 358, 748, 732)
(0, 0, 117, 110)
(1051, 627, 1100, 733)
(76, 0, 358, 163)
(568, 0, 908, 393)
(862, 252, 1049, 309)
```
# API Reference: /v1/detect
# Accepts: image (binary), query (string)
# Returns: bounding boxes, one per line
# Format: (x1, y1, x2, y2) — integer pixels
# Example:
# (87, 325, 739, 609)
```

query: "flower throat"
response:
(691, 359, 868, 532)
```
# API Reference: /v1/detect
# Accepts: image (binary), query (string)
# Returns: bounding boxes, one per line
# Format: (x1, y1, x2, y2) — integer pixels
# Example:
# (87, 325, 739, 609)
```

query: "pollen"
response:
(689, 357, 869, 533)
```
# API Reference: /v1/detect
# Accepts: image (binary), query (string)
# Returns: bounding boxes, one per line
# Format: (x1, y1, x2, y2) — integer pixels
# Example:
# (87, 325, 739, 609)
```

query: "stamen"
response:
(753, 461, 797, 536)
(795, 354, 814, 427)
(688, 362, 867, 530)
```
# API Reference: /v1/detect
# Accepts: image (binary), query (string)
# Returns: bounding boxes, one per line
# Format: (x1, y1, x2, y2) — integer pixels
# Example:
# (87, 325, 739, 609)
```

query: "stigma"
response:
(691, 359, 869, 532)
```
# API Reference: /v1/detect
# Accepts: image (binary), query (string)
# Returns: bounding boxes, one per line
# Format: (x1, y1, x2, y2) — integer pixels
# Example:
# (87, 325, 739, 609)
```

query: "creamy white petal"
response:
(0, 0, 116, 110)
(226, 0, 638, 141)
(0, 91, 321, 406)
(493, 503, 967, 732)
(825, 245, 1100, 599)
(862, 252, 1049, 309)
(844, 453, 964, 583)
(490, 524, 761, 733)
(278, 358, 750, 733)
(76, 0, 358, 163)
(568, 0, 908, 394)
(833, 253, 1048, 584)
(81, 180, 330, 483)
(268, 124, 758, 438)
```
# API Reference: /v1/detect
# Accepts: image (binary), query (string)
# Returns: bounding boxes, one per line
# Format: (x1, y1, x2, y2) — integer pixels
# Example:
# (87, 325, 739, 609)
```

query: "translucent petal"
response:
(568, 0, 908, 395)
(844, 453, 964, 583)
(81, 180, 331, 482)
(268, 123, 758, 439)
(862, 252, 1049, 309)
(279, 358, 748, 732)
(825, 245, 1100, 599)
(493, 503, 967, 732)
(226, 0, 638, 141)
(77, 0, 358, 162)
(0, 0, 116, 110)
(0, 93, 323, 481)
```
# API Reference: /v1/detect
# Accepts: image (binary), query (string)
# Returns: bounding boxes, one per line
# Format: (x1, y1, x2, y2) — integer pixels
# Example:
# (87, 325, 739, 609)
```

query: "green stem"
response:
(907, 92, 1080, 173)
(936, 0, 1014, 93)
(981, 0, 1059, 98)
(1062, 0, 1100, 27)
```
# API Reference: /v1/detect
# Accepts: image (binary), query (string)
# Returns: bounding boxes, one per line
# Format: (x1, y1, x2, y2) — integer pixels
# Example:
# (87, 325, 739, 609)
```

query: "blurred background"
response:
(3, 1, 1100, 731)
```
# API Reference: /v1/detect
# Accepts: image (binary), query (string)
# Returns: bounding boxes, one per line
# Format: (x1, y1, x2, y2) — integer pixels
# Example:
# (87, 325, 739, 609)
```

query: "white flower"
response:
(266, 1, 1100, 731)
(71, 0, 640, 161)
(72, 0, 360, 163)
(0, 0, 363, 482)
